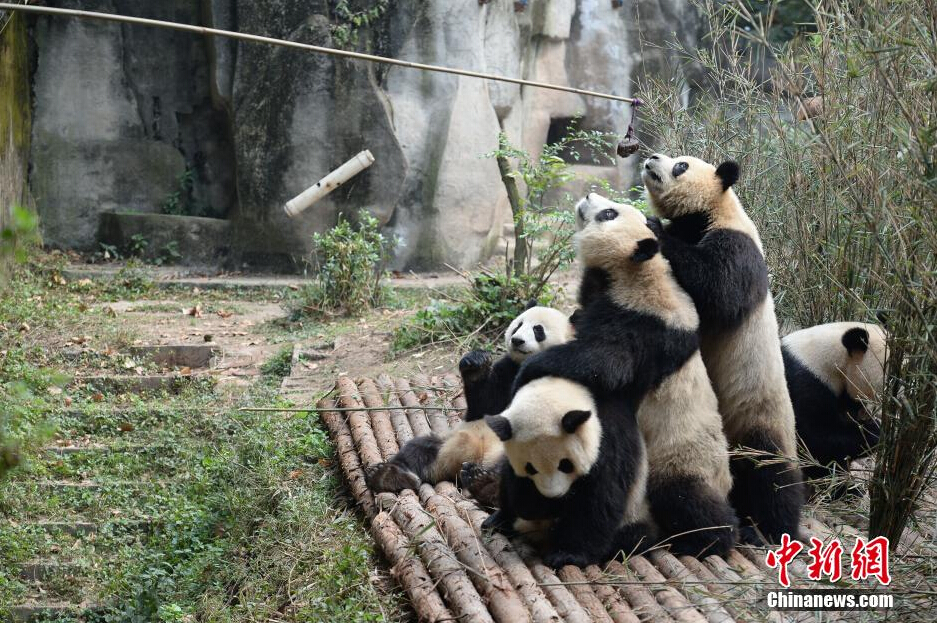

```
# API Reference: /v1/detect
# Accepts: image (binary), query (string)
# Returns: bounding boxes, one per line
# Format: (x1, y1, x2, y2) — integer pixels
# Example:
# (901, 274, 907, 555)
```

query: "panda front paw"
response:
(365, 462, 420, 493)
(459, 350, 493, 382)
(543, 549, 590, 569)
(459, 462, 501, 508)
(482, 509, 516, 536)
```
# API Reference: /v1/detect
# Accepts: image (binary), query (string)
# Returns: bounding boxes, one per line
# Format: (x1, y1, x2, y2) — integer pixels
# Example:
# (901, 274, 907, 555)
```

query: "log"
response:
(422, 488, 532, 623)
(647, 550, 734, 623)
(439, 482, 564, 623)
(628, 556, 708, 623)
(556, 565, 614, 623)
(605, 560, 675, 623)
(390, 490, 495, 623)
(371, 511, 455, 622)
(725, 551, 817, 623)
(703, 555, 780, 623)
(677, 554, 758, 623)
(377, 373, 414, 446)
(317, 396, 375, 518)
(523, 556, 594, 623)
(395, 377, 434, 437)
(358, 377, 399, 460)
(335, 376, 383, 468)
(412, 373, 451, 436)
(441, 374, 467, 427)
(583, 565, 641, 623)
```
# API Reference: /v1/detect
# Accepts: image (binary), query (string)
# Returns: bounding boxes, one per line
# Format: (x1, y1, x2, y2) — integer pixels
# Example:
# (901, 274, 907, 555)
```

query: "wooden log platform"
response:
(316, 375, 931, 622)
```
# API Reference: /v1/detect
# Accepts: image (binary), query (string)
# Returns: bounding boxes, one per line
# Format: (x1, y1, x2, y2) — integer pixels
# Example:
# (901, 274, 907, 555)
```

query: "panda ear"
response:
(842, 327, 870, 357)
(561, 410, 591, 434)
(524, 299, 537, 311)
(715, 161, 740, 191)
(485, 414, 513, 441)
(631, 238, 659, 262)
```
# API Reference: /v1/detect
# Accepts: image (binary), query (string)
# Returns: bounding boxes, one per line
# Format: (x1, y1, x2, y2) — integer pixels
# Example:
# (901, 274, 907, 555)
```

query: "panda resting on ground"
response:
(783, 322, 887, 498)
(573, 193, 737, 557)
(642, 153, 804, 545)
(483, 376, 654, 568)
(365, 305, 572, 493)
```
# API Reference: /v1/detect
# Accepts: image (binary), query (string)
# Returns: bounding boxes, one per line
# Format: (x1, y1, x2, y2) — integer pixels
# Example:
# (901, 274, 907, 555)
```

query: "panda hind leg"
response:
(610, 521, 657, 560)
(365, 435, 443, 493)
(459, 461, 502, 508)
(648, 475, 738, 557)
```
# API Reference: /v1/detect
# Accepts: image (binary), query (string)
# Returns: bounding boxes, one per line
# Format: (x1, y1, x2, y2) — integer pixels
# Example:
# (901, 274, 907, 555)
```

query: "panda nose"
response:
(511, 337, 525, 348)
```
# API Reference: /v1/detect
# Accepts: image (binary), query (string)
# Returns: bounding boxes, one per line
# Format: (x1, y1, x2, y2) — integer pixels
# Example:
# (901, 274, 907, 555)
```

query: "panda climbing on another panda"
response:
(783, 322, 887, 497)
(364, 305, 573, 494)
(487, 196, 737, 558)
(642, 153, 804, 545)
(482, 376, 654, 568)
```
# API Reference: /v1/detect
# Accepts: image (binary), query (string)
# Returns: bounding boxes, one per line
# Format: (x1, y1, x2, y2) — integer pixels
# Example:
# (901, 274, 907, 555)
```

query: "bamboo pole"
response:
(0, 3, 636, 104)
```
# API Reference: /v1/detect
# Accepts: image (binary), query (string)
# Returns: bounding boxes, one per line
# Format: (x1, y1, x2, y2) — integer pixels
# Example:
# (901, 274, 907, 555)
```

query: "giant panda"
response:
(365, 305, 573, 493)
(482, 376, 654, 568)
(642, 153, 804, 545)
(782, 322, 887, 497)
(571, 193, 737, 557)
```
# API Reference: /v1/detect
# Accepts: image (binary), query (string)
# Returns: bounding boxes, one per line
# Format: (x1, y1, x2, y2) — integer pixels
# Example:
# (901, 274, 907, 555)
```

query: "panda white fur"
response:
(783, 322, 887, 497)
(573, 194, 736, 557)
(482, 376, 654, 568)
(642, 153, 804, 544)
(365, 305, 572, 493)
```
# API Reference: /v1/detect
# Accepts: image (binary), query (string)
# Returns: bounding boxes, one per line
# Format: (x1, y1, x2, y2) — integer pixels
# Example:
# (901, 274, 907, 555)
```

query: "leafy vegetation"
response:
(291, 210, 394, 319)
(641, 0, 937, 544)
(329, 0, 389, 50)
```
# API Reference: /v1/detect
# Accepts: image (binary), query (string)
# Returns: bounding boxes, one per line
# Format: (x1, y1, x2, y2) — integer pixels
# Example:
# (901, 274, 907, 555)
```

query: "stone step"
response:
(19, 559, 82, 582)
(10, 601, 101, 623)
(128, 344, 218, 369)
(72, 372, 209, 395)
(43, 444, 111, 456)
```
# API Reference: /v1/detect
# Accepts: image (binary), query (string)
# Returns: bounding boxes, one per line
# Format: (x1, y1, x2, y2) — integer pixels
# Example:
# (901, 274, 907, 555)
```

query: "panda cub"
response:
(642, 153, 804, 545)
(483, 376, 653, 568)
(574, 193, 737, 557)
(365, 305, 572, 493)
(783, 322, 887, 497)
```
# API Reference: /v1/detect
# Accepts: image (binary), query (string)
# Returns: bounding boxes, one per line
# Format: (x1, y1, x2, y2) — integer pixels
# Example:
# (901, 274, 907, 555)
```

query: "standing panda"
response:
(642, 153, 804, 545)
(483, 376, 654, 568)
(365, 305, 572, 493)
(783, 322, 887, 497)
(572, 194, 737, 557)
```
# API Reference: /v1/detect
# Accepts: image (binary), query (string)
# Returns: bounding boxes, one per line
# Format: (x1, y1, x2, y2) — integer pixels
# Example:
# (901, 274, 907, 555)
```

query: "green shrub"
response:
(639, 0, 937, 545)
(292, 210, 393, 318)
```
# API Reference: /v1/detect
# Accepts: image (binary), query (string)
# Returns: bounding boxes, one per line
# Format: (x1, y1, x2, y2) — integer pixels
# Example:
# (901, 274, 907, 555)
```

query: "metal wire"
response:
(0, 2, 636, 104)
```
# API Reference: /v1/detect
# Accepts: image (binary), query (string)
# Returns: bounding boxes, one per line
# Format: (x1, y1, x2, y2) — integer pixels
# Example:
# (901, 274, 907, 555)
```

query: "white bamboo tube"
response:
(284, 150, 375, 218)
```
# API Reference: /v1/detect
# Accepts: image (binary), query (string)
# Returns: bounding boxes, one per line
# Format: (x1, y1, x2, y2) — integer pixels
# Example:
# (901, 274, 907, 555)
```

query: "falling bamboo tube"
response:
(283, 150, 375, 217)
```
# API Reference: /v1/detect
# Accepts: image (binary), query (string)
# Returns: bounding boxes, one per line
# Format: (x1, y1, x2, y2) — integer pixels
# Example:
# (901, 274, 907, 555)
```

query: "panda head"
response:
(574, 193, 661, 269)
(641, 153, 740, 219)
(485, 377, 601, 498)
(504, 305, 574, 363)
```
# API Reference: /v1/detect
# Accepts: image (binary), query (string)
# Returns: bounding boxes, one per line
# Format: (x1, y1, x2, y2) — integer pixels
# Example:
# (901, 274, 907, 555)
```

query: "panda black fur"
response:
(783, 322, 886, 497)
(364, 305, 572, 493)
(573, 194, 737, 557)
(642, 153, 804, 545)
(483, 376, 654, 568)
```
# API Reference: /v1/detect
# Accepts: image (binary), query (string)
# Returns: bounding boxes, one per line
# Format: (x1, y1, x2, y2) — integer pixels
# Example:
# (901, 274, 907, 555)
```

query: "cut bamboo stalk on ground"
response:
(556, 565, 615, 623)
(703, 554, 780, 623)
(441, 374, 467, 427)
(390, 490, 496, 623)
(358, 378, 399, 460)
(583, 565, 642, 623)
(394, 377, 434, 437)
(371, 511, 456, 623)
(523, 556, 595, 623)
(316, 396, 376, 519)
(420, 486, 532, 623)
(628, 556, 708, 623)
(412, 373, 451, 436)
(605, 560, 676, 623)
(647, 550, 735, 623)
(335, 376, 383, 468)
(377, 373, 415, 446)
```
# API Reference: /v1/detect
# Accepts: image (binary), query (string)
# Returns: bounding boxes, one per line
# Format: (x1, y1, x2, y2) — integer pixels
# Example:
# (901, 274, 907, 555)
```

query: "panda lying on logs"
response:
(642, 153, 804, 545)
(482, 197, 736, 561)
(365, 305, 573, 493)
(783, 322, 887, 498)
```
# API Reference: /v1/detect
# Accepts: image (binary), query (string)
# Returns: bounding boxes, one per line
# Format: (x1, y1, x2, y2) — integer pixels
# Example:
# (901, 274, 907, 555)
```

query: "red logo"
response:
(765, 534, 891, 587)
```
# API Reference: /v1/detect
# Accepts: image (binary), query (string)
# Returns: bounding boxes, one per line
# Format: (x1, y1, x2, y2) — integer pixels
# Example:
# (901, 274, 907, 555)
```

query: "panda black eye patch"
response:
(672, 161, 689, 177)
(525, 462, 538, 476)
(511, 323, 523, 336)
(558, 458, 574, 473)
(533, 325, 546, 342)
(596, 208, 618, 222)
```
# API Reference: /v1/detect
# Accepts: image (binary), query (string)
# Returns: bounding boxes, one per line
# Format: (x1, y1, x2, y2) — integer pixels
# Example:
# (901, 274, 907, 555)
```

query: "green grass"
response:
(0, 257, 405, 621)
